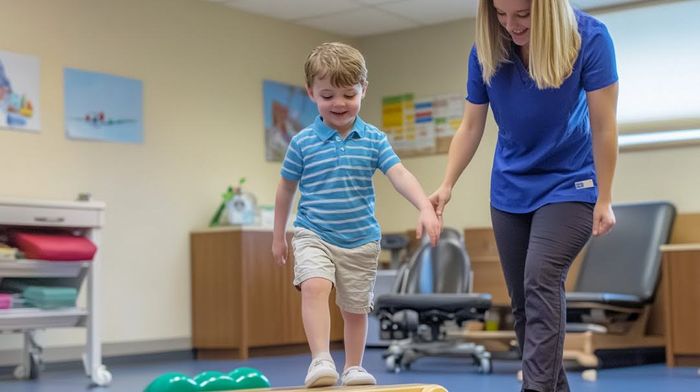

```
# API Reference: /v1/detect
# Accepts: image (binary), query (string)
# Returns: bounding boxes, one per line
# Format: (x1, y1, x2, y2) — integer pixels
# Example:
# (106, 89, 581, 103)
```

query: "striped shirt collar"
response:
(312, 115, 368, 141)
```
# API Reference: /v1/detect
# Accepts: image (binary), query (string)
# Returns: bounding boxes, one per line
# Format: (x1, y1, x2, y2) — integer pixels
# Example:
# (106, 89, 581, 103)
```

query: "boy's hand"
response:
(272, 237, 288, 265)
(416, 207, 442, 247)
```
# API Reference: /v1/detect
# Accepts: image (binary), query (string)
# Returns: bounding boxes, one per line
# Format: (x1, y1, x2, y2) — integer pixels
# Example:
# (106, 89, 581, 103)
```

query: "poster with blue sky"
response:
(0, 50, 41, 132)
(64, 68, 143, 143)
(263, 80, 318, 161)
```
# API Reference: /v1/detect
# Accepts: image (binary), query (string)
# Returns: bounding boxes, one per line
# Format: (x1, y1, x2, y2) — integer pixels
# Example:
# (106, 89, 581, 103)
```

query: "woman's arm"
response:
(587, 82, 619, 236)
(430, 101, 489, 217)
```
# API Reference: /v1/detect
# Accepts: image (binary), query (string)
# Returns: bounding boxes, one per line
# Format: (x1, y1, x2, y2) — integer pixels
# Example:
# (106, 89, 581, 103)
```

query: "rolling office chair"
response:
(380, 233, 410, 269)
(374, 228, 493, 373)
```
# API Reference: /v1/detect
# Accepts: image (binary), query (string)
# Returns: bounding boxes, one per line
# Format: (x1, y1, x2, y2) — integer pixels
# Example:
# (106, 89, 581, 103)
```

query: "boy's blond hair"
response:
(305, 42, 368, 88)
(476, 0, 581, 89)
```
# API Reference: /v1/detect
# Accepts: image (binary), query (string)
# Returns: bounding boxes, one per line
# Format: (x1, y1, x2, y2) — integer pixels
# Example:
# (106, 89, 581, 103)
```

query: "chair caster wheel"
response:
(14, 365, 28, 380)
(385, 355, 401, 373)
(477, 358, 492, 374)
(582, 369, 597, 382)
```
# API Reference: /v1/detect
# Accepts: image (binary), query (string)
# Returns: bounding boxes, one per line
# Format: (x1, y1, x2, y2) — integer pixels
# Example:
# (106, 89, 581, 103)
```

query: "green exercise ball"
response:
(144, 372, 199, 392)
(199, 374, 239, 391)
(193, 370, 224, 385)
(228, 367, 271, 389)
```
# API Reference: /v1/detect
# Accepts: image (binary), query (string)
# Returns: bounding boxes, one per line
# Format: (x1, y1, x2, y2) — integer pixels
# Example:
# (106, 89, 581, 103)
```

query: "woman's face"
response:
(493, 0, 532, 47)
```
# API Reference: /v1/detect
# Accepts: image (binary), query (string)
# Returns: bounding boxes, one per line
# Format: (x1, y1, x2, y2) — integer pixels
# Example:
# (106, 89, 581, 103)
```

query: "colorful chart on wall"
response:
(64, 68, 143, 143)
(382, 92, 463, 157)
(382, 94, 416, 156)
(0, 50, 41, 132)
(263, 80, 318, 161)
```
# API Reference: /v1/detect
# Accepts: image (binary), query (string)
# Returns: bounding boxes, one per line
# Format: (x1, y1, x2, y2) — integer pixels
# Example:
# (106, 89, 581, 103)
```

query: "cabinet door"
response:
(283, 233, 310, 344)
(243, 231, 294, 346)
(191, 231, 242, 348)
(666, 253, 700, 354)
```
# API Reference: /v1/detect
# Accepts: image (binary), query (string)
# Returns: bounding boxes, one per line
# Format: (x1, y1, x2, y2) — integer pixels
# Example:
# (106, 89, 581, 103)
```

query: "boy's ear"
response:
(305, 84, 315, 101)
(361, 81, 368, 98)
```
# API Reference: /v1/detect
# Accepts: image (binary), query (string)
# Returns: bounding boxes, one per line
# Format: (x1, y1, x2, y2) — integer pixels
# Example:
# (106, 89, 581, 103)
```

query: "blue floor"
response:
(0, 348, 698, 391)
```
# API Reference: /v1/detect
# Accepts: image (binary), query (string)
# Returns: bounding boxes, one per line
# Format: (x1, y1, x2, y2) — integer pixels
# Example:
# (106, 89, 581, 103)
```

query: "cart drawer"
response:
(0, 205, 102, 228)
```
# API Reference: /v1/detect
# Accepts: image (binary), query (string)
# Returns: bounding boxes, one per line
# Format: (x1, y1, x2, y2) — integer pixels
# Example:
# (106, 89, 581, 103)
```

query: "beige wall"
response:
(0, 0, 698, 356)
(0, 0, 347, 352)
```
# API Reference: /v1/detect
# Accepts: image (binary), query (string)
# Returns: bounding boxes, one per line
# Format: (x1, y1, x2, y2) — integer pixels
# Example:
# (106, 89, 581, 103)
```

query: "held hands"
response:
(592, 201, 616, 236)
(272, 237, 288, 265)
(416, 206, 442, 247)
(428, 185, 453, 225)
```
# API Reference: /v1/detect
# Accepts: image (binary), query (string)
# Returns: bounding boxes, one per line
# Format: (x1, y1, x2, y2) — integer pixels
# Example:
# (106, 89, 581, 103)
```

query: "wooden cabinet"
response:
(661, 244, 700, 367)
(190, 227, 344, 359)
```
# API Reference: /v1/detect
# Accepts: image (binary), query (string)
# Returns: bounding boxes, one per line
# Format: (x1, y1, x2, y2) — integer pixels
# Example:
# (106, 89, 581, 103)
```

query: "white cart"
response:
(0, 197, 111, 386)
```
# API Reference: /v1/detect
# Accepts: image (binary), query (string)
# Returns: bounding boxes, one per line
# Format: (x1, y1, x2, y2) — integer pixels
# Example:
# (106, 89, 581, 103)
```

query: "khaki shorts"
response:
(292, 227, 380, 314)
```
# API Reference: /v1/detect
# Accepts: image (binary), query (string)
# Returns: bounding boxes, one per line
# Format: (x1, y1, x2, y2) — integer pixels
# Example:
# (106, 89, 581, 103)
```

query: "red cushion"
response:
(12, 232, 96, 261)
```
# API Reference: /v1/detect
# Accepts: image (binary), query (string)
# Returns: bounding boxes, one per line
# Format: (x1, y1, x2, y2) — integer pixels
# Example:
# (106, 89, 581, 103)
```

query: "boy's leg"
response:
(301, 278, 333, 358)
(332, 240, 380, 386)
(291, 228, 339, 387)
(340, 310, 368, 369)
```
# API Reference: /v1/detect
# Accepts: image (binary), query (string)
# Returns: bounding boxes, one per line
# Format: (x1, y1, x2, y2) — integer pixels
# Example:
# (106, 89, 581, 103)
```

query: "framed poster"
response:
(64, 68, 143, 143)
(0, 50, 41, 132)
(263, 80, 318, 161)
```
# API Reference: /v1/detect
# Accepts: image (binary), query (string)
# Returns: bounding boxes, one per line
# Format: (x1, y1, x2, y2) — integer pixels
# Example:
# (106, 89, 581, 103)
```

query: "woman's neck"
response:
(518, 44, 530, 69)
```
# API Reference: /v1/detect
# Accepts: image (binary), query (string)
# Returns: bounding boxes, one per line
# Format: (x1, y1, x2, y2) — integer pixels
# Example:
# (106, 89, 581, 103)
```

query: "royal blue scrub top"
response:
(467, 9, 618, 213)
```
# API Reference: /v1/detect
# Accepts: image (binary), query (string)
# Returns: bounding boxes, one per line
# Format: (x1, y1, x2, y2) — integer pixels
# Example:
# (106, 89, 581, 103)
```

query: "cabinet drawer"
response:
(0, 205, 102, 228)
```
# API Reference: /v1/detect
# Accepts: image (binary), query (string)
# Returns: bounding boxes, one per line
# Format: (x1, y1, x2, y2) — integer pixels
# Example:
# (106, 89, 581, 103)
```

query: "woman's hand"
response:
(429, 185, 453, 223)
(592, 201, 615, 236)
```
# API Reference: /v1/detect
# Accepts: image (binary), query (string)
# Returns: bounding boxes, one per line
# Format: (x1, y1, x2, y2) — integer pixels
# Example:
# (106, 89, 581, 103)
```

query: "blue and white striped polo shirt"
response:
(281, 115, 400, 248)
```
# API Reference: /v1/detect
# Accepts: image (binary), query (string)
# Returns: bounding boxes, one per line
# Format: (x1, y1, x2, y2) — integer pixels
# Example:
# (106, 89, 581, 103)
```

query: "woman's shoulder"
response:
(575, 8, 611, 40)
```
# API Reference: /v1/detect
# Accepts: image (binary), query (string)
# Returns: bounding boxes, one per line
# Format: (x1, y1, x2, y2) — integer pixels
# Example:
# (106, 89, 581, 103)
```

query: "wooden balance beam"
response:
(247, 384, 447, 392)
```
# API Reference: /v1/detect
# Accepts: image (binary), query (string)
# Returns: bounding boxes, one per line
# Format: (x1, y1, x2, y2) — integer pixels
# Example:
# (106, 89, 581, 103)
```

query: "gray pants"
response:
(491, 202, 593, 392)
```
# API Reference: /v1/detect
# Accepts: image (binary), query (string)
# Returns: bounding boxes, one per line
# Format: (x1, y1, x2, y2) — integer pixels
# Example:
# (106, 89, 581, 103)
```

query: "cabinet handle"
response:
(34, 216, 65, 223)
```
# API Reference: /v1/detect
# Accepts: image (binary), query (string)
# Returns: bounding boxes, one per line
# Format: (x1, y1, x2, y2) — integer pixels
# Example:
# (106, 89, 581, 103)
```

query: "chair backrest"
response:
(398, 228, 472, 294)
(574, 201, 676, 301)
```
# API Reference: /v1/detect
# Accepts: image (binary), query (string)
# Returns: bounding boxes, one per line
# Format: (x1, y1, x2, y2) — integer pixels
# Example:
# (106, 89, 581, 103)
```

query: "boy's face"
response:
(306, 76, 366, 135)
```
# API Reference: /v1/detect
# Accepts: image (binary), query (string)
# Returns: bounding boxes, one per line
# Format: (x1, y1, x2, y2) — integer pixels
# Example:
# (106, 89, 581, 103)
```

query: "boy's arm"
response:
(272, 177, 298, 265)
(385, 163, 441, 246)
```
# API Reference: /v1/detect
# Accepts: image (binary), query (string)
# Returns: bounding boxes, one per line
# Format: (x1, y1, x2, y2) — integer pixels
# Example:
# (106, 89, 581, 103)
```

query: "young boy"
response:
(272, 42, 441, 388)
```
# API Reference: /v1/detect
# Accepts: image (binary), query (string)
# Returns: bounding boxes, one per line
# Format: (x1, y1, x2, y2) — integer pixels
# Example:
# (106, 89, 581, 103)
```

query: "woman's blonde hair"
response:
(475, 0, 581, 89)
(305, 42, 368, 88)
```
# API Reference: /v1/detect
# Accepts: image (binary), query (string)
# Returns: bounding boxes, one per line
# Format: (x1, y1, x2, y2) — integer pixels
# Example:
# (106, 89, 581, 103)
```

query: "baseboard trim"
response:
(0, 337, 192, 369)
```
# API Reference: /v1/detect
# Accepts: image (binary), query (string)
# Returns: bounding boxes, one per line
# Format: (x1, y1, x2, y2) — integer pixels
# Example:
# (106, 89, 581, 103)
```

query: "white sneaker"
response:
(341, 366, 377, 386)
(304, 357, 339, 388)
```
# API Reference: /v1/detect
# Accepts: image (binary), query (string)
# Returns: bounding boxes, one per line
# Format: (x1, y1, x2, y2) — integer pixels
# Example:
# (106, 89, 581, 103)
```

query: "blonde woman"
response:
(430, 0, 618, 391)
